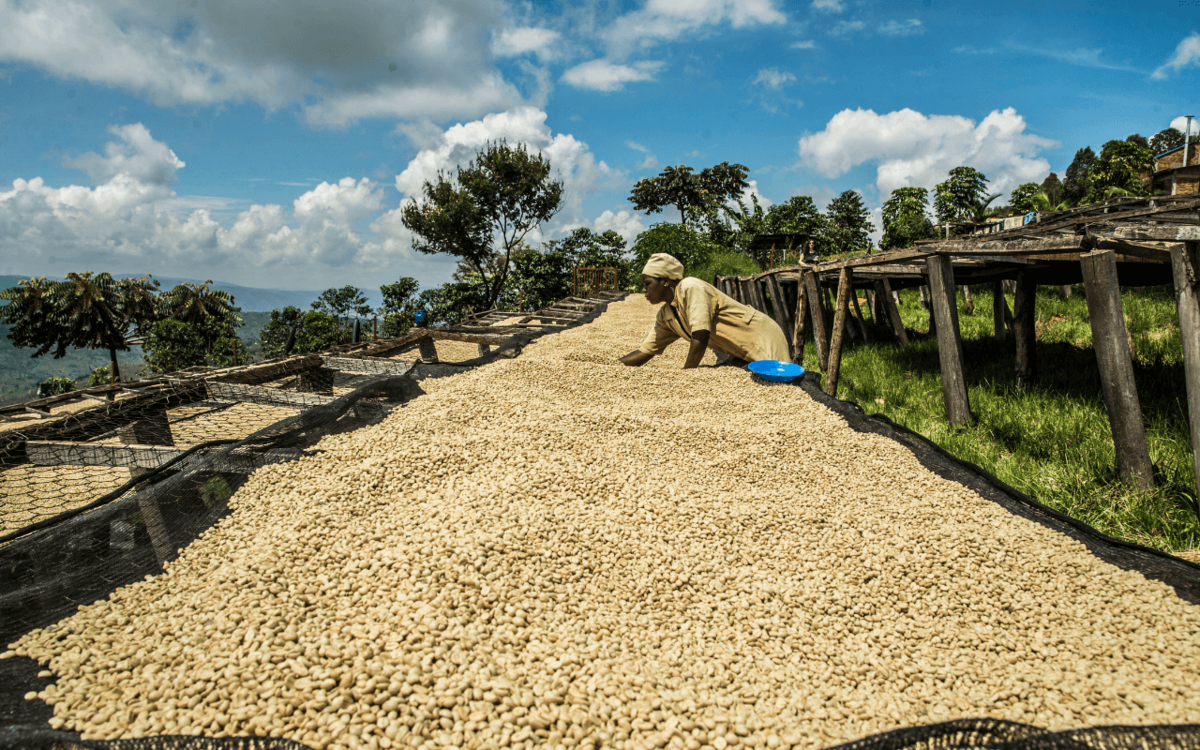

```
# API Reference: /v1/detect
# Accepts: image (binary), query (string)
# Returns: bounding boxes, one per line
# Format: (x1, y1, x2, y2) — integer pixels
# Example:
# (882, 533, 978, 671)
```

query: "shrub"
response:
(36, 376, 76, 398)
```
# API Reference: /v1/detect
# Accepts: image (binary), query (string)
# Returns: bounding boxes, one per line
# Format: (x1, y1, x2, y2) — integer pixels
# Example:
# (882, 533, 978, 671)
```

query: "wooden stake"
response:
(793, 281, 809, 364)
(926, 254, 972, 427)
(417, 336, 439, 363)
(1081, 249, 1154, 490)
(961, 284, 975, 314)
(992, 280, 1008, 342)
(1171, 242, 1200, 500)
(875, 279, 908, 345)
(825, 267, 853, 396)
(1015, 271, 1037, 388)
(803, 272, 831, 372)
(850, 285, 871, 342)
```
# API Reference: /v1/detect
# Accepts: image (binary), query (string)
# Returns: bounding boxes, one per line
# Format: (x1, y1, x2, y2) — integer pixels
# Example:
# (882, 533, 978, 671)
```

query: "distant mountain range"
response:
(0, 274, 334, 312)
(0, 274, 390, 312)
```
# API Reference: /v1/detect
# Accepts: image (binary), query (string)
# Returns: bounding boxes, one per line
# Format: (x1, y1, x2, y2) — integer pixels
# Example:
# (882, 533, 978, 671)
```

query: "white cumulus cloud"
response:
(797, 107, 1058, 198)
(561, 59, 663, 92)
(384, 106, 618, 250)
(0, 0, 522, 127)
(1153, 32, 1200, 80)
(63, 124, 186, 187)
(811, 0, 843, 12)
(593, 210, 646, 246)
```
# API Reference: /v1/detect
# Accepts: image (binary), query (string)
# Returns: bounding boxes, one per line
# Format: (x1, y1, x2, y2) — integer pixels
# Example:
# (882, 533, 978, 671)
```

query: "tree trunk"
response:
(109, 348, 120, 384)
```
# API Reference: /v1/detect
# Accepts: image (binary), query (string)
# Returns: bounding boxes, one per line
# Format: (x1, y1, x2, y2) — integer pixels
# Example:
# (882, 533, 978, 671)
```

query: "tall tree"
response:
(0, 277, 63, 357)
(1063, 146, 1096, 206)
(1086, 139, 1154, 202)
(881, 187, 935, 250)
(629, 162, 750, 230)
(1009, 183, 1042, 215)
(825, 190, 874, 255)
(158, 280, 241, 348)
(1150, 127, 1187, 155)
(311, 285, 369, 327)
(402, 140, 564, 309)
(1125, 133, 1150, 150)
(379, 277, 421, 337)
(1040, 173, 1065, 208)
(56, 273, 160, 383)
(934, 167, 991, 233)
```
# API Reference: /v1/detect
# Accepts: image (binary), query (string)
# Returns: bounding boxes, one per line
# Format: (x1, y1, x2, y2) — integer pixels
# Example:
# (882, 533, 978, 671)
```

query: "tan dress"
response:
(637, 277, 791, 362)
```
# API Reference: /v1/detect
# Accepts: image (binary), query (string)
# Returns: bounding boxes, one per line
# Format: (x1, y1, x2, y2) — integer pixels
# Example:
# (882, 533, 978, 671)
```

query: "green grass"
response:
(795, 283, 1200, 555)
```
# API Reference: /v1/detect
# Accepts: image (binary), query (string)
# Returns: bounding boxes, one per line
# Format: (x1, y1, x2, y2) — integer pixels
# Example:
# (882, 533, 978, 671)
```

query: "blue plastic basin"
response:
(748, 360, 805, 382)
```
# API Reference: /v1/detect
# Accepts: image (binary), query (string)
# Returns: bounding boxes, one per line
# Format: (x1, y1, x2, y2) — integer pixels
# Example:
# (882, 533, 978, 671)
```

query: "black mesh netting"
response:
(2, 294, 1200, 750)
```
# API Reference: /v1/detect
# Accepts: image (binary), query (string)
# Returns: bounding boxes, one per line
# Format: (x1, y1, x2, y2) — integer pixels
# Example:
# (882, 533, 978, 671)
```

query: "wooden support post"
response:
(926, 255, 972, 427)
(793, 281, 808, 364)
(1081, 249, 1155, 490)
(417, 336, 439, 363)
(961, 284, 975, 314)
(992, 280, 1008, 342)
(1172, 243, 1200, 500)
(803, 272, 831, 372)
(850, 287, 871, 342)
(738, 279, 754, 309)
(875, 279, 909, 345)
(765, 274, 789, 332)
(825, 268, 853, 396)
(116, 407, 174, 565)
(1014, 271, 1037, 388)
(752, 278, 769, 315)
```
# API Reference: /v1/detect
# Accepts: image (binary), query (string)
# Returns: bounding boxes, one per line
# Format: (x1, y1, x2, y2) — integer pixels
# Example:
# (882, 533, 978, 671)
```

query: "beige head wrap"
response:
(641, 253, 684, 280)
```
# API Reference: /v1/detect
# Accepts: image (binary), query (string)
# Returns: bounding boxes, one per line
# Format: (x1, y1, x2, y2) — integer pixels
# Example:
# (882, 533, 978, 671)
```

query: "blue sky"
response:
(1, 0, 1199, 292)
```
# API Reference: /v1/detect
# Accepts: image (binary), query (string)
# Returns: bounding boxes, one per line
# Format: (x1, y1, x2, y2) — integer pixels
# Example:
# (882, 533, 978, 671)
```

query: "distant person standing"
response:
(619, 253, 790, 369)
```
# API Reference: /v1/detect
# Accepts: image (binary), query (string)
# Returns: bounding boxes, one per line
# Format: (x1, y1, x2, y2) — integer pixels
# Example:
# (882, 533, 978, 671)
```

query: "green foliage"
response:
(689, 248, 761, 285)
(881, 187, 934, 250)
(1063, 146, 1096, 205)
(630, 223, 723, 283)
(259, 306, 304, 358)
(0, 277, 62, 357)
(1149, 127, 1196, 155)
(144, 318, 206, 373)
(794, 285, 1198, 554)
(158, 281, 241, 348)
(293, 311, 350, 354)
(1125, 133, 1150, 150)
(312, 285, 370, 326)
(37, 376, 76, 398)
(933, 167, 990, 231)
(415, 282, 489, 327)
(379, 277, 421, 337)
(509, 244, 574, 312)
(546, 227, 634, 288)
(1009, 183, 1042, 214)
(401, 140, 564, 309)
(1040, 173, 1065, 207)
(1086, 139, 1154, 202)
(259, 308, 346, 357)
(87, 365, 114, 387)
(824, 190, 874, 255)
(629, 162, 749, 230)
